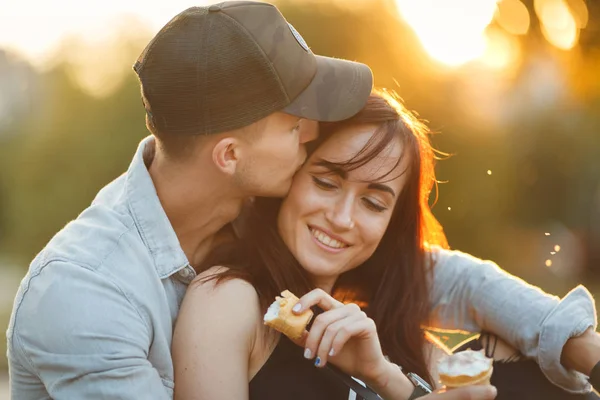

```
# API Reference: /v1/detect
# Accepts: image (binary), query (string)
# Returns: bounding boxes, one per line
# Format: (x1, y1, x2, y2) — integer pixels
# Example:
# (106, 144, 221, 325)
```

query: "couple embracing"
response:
(7, 2, 600, 400)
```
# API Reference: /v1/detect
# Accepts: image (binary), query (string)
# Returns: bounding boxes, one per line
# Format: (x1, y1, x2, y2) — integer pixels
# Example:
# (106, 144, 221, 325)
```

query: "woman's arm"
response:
(428, 247, 596, 393)
(172, 268, 262, 400)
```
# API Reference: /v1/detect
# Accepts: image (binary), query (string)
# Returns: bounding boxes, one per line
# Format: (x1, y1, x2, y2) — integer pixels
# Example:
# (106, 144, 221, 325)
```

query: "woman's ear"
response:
(212, 137, 241, 176)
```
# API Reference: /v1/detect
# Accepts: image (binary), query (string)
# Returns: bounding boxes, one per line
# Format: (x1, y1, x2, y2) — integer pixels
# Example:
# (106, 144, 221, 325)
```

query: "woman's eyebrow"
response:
(367, 183, 396, 197)
(312, 159, 348, 179)
(313, 158, 397, 197)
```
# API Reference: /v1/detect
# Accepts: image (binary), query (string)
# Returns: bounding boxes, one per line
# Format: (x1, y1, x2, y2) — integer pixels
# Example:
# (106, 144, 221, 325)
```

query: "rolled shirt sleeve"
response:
(428, 247, 597, 393)
(7, 260, 172, 400)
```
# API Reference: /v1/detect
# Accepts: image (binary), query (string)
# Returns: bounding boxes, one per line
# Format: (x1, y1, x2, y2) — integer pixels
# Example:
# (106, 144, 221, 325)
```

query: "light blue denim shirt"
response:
(6, 136, 597, 399)
(7, 137, 195, 399)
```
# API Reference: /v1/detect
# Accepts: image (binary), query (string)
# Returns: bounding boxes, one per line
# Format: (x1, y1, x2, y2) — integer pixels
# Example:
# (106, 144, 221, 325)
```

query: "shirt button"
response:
(179, 267, 194, 280)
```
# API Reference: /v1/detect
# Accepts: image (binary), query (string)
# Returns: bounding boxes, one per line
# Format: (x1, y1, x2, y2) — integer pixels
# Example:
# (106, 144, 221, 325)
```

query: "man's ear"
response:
(212, 137, 241, 176)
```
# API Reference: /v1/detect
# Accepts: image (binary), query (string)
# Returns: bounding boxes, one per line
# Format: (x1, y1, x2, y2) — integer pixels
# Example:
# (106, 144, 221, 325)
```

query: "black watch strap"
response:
(588, 360, 600, 389)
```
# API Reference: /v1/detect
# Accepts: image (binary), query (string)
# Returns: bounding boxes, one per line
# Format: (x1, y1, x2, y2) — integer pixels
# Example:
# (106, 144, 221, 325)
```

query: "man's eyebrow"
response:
(313, 159, 347, 179)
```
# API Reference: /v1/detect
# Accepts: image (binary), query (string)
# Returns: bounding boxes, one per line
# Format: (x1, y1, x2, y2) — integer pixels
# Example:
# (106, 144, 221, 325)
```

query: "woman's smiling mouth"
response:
(308, 225, 351, 252)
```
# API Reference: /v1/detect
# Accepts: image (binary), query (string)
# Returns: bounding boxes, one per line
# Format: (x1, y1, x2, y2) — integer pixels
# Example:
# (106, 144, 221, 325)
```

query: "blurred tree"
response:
(0, 62, 147, 263)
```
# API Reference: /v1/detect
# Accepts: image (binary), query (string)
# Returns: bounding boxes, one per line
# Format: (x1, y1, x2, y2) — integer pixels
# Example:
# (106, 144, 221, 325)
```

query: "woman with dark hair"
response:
(172, 91, 599, 400)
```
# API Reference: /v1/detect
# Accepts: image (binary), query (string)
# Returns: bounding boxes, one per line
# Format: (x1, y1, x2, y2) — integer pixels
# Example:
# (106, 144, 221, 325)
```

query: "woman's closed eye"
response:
(312, 176, 389, 213)
(311, 175, 337, 190)
(362, 198, 387, 213)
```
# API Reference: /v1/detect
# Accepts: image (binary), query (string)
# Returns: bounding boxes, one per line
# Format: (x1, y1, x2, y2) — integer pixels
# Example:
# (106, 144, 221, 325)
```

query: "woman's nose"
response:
(325, 201, 355, 231)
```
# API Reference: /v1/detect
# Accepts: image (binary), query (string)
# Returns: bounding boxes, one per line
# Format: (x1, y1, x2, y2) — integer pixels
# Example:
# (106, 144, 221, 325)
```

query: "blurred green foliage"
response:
(0, 68, 147, 260)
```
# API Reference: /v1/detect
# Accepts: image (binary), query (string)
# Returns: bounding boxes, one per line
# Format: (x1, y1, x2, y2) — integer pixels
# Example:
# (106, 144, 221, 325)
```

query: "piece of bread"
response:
(264, 290, 313, 340)
(438, 349, 493, 389)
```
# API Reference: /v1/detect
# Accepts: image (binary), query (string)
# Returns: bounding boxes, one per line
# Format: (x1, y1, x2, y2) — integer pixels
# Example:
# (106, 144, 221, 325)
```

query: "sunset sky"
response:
(0, 0, 213, 64)
(0, 0, 585, 71)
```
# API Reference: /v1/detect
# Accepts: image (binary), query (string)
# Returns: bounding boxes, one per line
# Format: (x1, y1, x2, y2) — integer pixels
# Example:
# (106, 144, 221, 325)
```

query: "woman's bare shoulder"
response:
(177, 266, 262, 345)
(187, 266, 260, 312)
(173, 266, 264, 399)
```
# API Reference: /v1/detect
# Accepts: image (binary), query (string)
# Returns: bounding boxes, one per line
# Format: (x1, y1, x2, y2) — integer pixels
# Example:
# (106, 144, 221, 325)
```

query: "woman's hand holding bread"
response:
(265, 289, 498, 400)
(273, 288, 393, 386)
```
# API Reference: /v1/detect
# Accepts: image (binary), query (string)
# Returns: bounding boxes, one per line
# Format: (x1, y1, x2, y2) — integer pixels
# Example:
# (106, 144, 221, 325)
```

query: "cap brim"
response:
(283, 55, 373, 122)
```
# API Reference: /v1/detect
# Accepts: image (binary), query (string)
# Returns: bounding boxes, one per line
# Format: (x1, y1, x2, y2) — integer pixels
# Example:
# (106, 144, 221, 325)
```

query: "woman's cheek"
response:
(365, 223, 389, 248)
(297, 185, 326, 210)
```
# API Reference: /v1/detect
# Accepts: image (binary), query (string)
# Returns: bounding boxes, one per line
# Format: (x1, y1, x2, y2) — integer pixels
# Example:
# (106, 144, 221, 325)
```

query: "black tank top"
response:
(249, 335, 354, 399)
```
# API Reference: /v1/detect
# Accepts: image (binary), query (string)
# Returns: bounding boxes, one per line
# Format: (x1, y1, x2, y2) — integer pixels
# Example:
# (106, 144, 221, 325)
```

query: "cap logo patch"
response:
(288, 23, 310, 52)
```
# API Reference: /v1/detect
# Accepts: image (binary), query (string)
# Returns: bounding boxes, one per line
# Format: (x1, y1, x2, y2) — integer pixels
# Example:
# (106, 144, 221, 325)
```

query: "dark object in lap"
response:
(453, 335, 599, 400)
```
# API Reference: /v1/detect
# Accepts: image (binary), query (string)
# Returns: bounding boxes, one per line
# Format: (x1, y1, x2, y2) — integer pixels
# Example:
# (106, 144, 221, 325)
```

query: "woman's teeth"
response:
(310, 228, 348, 249)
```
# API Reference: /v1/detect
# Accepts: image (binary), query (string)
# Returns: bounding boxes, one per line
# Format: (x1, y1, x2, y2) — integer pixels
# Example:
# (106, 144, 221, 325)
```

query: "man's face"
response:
(236, 112, 318, 197)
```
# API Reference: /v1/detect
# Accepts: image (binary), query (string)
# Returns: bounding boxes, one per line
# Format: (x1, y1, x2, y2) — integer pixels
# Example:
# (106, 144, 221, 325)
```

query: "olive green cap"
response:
(133, 1, 373, 135)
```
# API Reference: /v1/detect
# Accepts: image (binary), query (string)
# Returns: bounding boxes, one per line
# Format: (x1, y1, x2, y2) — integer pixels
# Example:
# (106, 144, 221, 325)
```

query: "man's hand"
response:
(423, 385, 498, 400)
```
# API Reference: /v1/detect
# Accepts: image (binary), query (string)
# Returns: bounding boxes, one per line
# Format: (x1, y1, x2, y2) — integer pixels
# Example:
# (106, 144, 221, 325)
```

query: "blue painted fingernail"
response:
(293, 303, 302, 312)
(314, 357, 321, 367)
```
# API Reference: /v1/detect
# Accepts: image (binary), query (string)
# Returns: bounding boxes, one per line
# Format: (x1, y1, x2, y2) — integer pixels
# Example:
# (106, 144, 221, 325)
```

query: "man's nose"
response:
(300, 120, 319, 144)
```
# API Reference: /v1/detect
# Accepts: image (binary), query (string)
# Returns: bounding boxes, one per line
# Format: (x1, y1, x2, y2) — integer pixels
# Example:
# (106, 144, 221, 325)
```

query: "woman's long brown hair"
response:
(199, 89, 448, 386)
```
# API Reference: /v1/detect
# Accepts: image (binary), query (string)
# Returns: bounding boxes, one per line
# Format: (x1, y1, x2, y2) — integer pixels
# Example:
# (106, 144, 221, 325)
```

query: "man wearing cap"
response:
(6, 2, 372, 399)
(6, 2, 497, 400)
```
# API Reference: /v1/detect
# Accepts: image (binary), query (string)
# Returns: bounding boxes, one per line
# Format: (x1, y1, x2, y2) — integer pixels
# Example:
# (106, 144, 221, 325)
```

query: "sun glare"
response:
(481, 26, 520, 70)
(1, 0, 590, 92)
(535, 0, 579, 50)
(395, 0, 587, 67)
(495, 0, 530, 35)
(394, 0, 500, 67)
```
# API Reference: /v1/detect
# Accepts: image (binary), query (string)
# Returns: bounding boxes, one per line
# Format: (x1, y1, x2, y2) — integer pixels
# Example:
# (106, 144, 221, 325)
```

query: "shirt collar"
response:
(125, 136, 189, 279)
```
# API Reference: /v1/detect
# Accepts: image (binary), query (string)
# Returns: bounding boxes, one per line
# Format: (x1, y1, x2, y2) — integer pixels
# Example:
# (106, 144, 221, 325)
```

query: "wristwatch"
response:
(406, 372, 433, 400)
